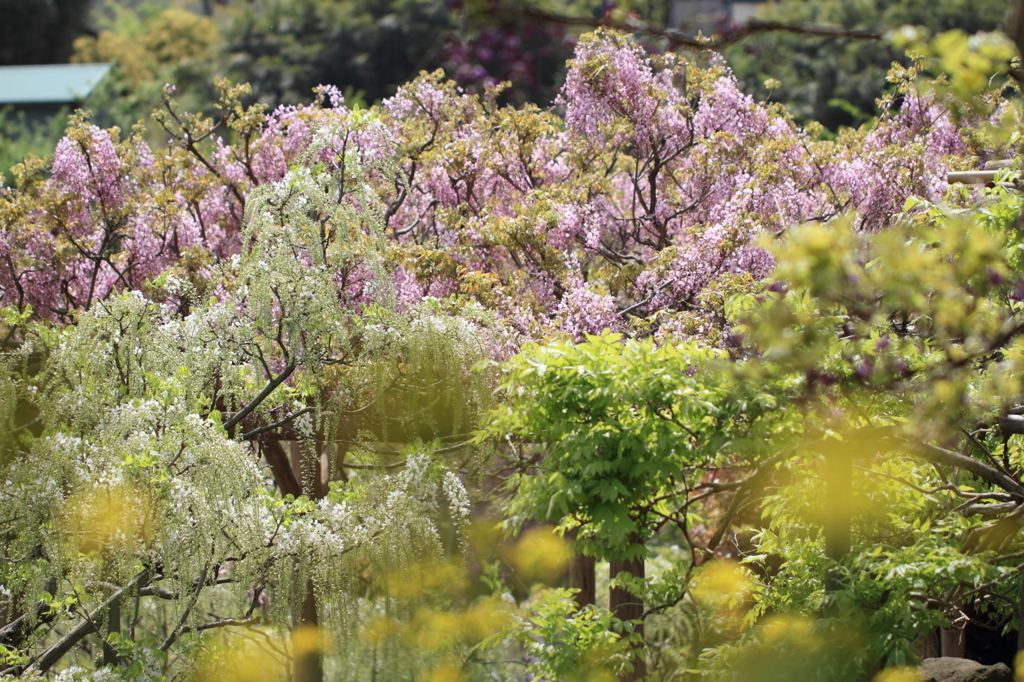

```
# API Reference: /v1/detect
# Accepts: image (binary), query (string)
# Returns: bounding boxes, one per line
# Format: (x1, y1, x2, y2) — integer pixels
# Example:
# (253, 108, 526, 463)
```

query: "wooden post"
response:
(102, 593, 120, 667)
(610, 555, 646, 682)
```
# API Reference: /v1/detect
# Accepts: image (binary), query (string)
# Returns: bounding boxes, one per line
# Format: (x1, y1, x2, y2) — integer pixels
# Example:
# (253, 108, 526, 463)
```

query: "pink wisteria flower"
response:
(0, 30, 982, 348)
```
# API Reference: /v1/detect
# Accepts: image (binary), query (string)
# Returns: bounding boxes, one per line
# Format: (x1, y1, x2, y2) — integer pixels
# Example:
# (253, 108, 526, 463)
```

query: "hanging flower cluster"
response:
(0, 31, 981, 344)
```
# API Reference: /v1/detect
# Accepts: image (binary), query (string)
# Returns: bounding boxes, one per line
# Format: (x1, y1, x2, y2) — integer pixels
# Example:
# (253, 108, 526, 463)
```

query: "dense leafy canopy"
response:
(2, 16, 1024, 682)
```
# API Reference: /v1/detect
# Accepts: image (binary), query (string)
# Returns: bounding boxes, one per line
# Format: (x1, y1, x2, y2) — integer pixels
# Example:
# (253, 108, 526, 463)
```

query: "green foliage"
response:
(0, 353, 16, 463)
(703, 614, 874, 682)
(486, 70, 1024, 674)
(0, 3, 222, 179)
(0, 108, 69, 181)
(722, 0, 1009, 128)
(736, 451, 1000, 669)
(74, 5, 219, 87)
(705, 181, 1024, 671)
(4, 292, 270, 607)
(736, 194, 1024, 440)
(514, 588, 630, 682)
(493, 333, 784, 559)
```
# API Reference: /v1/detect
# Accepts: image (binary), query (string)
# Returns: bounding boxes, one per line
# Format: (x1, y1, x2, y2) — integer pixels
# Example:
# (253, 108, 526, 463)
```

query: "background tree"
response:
(220, 0, 453, 106)
(0, 0, 92, 66)
(71, 5, 221, 134)
(722, 0, 1009, 128)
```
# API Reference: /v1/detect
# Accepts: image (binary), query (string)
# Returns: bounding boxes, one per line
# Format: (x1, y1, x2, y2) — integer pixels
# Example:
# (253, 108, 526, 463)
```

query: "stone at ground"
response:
(918, 657, 1014, 682)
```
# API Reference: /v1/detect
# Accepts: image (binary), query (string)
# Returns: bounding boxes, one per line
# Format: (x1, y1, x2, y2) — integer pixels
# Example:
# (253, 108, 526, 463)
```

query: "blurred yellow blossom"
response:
(502, 526, 570, 583)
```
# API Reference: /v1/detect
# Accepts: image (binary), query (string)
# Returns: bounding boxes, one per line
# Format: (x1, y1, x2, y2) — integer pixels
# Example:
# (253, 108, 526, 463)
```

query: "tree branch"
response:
(25, 570, 148, 676)
(498, 7, 883, 51)
(241, 406, 315, 440)
(0, 578, 56, 649)
(179, 617, 261, 635)
(1001, 415, 1024, 435)
(223, 361, 297, 433)
(916, 442, 1024, 498)
(159, 566, 208, 652)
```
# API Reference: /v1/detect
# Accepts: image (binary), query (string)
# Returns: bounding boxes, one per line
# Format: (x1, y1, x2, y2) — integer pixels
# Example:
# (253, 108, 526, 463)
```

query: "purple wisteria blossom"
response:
(0, 30, 983, 347)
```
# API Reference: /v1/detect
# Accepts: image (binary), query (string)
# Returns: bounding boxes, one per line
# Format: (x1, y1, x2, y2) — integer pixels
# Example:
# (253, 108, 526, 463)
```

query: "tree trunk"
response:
(941, 627, 966, 658)
(610, 556, 646, 682)
(1009, 0, 1024, 60)
(262, 436, 301, 498)
(293, 582, 322, 682)
(567, 528, 595, 608)
(292, 443, 324, 682)
(1016, 566, 1024, 653)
